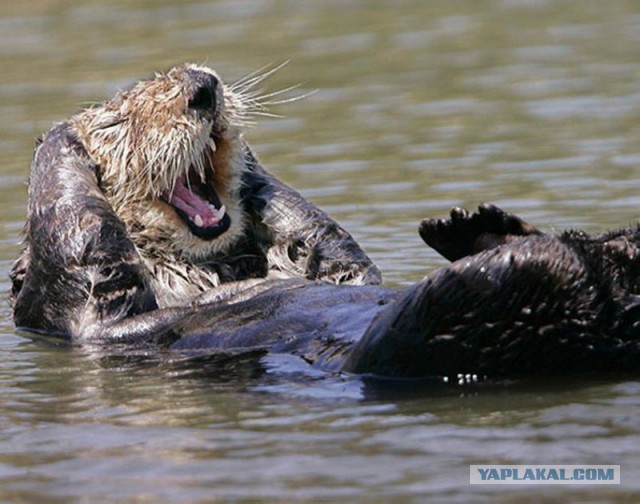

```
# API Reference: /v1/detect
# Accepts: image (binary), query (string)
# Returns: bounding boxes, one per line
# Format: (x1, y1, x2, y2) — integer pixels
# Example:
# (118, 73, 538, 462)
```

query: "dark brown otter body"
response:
(10, 64, 640, 379)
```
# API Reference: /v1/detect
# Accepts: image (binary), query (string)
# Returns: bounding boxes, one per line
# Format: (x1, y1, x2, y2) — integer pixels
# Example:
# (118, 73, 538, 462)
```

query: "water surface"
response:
(1, 0, 639, 501)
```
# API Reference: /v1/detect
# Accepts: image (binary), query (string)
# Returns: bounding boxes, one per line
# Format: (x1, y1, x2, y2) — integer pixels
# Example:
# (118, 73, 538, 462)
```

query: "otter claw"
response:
(478, 202, 501, 216)
(450, 206, 468, 221)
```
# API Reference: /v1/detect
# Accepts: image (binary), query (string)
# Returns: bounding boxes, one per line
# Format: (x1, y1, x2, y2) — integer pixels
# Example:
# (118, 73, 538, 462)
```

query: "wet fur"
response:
(10, 65, 640, 378)
(11, 64, 380, 336)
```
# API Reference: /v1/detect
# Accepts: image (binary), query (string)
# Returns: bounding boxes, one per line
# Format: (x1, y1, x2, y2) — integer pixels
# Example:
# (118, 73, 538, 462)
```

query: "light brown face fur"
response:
(70, 64, 254, 260)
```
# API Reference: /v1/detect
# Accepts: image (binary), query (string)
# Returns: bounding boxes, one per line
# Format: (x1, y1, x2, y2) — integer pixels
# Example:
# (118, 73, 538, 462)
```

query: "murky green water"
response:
(1, 0, 639, 501)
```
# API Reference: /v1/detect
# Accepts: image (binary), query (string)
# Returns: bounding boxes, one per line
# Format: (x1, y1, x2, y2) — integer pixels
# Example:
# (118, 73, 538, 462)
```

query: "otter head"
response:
(71, 64, 253, 259)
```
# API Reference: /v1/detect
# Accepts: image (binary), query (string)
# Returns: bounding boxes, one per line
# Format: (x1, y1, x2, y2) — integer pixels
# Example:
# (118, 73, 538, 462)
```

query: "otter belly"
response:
(169, 281, 399, 371)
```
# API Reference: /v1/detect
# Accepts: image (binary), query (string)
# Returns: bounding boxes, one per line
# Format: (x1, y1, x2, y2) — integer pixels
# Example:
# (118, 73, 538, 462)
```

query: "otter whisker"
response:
(226, 62, 314, 124)
(242, 83, 308, 103)
(229, 82, 313, 126)
(244, 111, 284, 120)
(258, 87, 317, 106)
(230, 60, 290, 92)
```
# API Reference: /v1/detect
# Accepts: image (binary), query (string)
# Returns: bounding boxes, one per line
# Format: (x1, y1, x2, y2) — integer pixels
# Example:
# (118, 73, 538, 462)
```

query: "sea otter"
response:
(10, 63, 640, 379)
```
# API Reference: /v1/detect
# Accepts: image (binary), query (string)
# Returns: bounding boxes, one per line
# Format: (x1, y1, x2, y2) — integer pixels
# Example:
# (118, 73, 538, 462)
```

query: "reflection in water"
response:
(2, 338, 639, 501)
(1, 0, 640, 501)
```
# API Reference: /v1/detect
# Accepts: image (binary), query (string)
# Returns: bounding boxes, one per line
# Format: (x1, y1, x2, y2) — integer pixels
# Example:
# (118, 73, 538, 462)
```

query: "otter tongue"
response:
(167, 175, 226, 227)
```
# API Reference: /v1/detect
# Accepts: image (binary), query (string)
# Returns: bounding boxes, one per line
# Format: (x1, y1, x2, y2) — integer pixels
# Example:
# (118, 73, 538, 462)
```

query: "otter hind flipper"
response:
(419, 203, 543, 262)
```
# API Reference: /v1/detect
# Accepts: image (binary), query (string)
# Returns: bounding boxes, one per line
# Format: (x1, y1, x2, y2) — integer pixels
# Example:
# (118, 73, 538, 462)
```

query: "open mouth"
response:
(160, 159, 231, 240)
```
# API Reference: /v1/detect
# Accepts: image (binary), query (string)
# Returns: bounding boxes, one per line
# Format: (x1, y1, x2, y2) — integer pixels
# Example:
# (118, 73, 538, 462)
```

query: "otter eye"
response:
(189, 86, 215, 112)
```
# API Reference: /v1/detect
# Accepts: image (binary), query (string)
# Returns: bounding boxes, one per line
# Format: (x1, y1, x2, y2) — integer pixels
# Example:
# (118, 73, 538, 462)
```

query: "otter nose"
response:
(186, 70, 218, 113)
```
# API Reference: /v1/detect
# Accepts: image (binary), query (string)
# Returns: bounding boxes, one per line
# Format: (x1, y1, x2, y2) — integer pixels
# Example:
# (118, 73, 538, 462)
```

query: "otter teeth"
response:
(208, 137, 217, 153)
(190, 206, 226, 228)
(208, 204, 226, 220)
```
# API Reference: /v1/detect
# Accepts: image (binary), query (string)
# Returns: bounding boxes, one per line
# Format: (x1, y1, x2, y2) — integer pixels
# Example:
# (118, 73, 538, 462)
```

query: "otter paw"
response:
(419, 203, 541, 262)
(419, 206, 480, 262)
(475, 203, 541, 237)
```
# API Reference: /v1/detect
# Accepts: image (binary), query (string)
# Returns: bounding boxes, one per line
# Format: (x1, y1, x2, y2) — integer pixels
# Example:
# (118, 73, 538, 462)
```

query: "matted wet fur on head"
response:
(71, 63, 254, 259)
